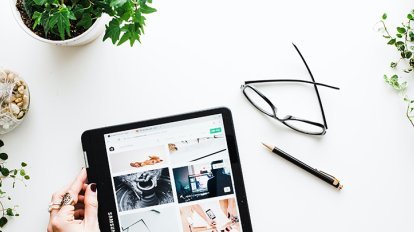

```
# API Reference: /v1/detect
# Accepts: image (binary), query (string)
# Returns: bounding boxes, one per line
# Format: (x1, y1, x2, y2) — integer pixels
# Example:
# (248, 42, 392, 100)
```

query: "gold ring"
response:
(60, 193, 76, 206)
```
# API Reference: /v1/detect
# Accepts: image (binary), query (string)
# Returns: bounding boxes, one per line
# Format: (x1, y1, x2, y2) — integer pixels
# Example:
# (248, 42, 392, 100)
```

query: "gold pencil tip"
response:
(261, 142, 273, 151)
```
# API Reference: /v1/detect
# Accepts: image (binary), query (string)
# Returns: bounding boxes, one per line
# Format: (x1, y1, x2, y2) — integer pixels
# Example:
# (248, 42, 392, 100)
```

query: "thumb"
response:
(84, 183, 99, 230)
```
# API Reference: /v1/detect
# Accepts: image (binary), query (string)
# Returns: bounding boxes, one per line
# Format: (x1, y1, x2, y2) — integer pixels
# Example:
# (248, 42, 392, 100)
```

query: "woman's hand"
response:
(47, 169, 100, 232)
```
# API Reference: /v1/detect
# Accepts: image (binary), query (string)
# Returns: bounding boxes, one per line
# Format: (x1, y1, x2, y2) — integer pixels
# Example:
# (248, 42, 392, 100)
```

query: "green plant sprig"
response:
(404, 97, 414, 126)
(380, 11, 414, 126)
(0, 140, 29, 230)
(24, 0, 156, 46)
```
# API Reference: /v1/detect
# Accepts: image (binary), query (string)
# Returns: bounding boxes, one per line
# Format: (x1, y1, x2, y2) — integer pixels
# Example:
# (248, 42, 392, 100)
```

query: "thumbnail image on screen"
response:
(113, 168, 174, 212)
(120, 207, 180, 232)
(173, 159, 234, 203)
(179, 197, 241, 232)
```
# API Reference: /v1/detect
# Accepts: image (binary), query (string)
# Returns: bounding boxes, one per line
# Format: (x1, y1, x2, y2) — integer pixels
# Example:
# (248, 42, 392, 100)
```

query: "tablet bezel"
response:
(81, 107, 253, 232)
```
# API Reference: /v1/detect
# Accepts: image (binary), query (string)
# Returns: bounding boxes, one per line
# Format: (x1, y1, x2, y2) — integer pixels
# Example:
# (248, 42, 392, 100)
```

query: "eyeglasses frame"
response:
(241, 43, 340, 135)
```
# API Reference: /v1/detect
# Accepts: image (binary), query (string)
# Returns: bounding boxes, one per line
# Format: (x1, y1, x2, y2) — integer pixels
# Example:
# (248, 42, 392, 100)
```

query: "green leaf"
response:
(117, 31, 130, 46)
(388, 38, 396, 45)
(395, 41, 404, 46)
(397, 27, 406, 33)
(110, 0, 127, 7)
(0, 217, 8, 227)
(408, 14, 413, 20)
(33, 0, 46, 5)
(120, 11, 131, 21)
(76, 14, 93, 29)
(396, 33, 403, 38)
(0, 153, 8, 161)
(103, 19, 121, 44)
(1, 168, 9, 177)
(24, 175, 30, 180)
(19, 170, 26, 176)
(405, 51, 413, 59)
(384, 74, 407, 91)
(50, 6, 75, 40)
(382, 13, 387, 20)
(21, 162, 27, 167)
(6, 209, 13, 217)
(140, 4, 157, 14)
(32, 11, 42, 29)
(390, 62, 397, 68)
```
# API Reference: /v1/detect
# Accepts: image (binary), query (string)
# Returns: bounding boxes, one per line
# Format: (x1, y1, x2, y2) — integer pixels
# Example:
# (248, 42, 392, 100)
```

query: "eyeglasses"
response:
(241, 43, 340, 135)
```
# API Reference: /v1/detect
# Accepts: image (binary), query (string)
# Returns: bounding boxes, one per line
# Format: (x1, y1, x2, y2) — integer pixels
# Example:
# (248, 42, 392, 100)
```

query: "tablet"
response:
(81, 107, 253, 232)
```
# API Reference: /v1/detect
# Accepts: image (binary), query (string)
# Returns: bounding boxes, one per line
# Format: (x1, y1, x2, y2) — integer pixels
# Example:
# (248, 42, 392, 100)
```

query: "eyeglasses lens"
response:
(283, 119, 324, 134)
(243, 86, 274, 116)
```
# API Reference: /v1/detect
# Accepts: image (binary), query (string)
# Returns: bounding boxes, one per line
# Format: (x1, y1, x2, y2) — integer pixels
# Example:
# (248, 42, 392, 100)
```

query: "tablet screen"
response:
(103, 114, 244, 232)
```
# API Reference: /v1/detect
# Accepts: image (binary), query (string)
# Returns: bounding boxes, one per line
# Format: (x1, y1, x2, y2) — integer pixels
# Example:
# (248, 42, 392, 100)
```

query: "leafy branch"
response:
(405, 97, 414, 126)
(0, 140, 29, 230)
(379, 11, 414, 127)
(23, 0, 156, 45)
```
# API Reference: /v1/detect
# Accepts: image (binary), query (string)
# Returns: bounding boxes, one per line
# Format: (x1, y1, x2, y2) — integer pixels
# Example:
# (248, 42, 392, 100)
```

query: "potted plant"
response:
(378, 10, 414, 127)
(10, 0, 156, 46)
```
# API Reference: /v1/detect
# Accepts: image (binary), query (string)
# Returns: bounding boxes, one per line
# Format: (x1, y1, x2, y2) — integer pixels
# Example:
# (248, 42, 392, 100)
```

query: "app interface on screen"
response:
(104, 114, 243, 232)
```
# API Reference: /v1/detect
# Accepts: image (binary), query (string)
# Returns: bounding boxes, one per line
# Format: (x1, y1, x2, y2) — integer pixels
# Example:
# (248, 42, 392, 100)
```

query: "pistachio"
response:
(7, 73, 15, 80)
(17, 111, 24, 119)
(10, 103, 20, 115)
(23, 95, 28, 103)
(18, 86, 25, 94)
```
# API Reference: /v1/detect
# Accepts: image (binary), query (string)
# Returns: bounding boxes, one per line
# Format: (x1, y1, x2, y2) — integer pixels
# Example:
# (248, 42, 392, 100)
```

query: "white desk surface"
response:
(1, 0, 414, 231)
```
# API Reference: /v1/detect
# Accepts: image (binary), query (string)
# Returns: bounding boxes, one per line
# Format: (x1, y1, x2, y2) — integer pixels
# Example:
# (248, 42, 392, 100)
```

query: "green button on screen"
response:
(210, 128, 222, 134)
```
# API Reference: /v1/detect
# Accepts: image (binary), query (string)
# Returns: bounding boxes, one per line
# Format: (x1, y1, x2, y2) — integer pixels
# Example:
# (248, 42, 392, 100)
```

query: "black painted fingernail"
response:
(91, 183, 97, 192)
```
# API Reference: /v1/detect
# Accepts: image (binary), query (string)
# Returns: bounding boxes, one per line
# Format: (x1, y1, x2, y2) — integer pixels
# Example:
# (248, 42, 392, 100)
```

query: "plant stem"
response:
(381, 20, 393, 38)
(407, 104, 414, 127)
(0, 200, 4, 218)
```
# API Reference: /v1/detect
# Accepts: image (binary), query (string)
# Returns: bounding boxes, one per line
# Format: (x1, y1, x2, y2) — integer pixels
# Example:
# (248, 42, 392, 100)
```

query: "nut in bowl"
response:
(0, 69, 30, 134)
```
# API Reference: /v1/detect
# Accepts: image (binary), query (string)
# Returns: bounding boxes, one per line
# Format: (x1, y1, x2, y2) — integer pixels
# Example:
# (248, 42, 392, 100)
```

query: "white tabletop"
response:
(1, 0, 414, 231)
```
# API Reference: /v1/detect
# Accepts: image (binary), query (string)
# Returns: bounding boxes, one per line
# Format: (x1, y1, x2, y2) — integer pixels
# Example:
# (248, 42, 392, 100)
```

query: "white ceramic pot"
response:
(10, 0, 107, 46)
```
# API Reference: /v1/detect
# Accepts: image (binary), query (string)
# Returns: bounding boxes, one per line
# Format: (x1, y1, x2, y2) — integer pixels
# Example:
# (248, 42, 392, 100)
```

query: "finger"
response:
(56, 205, 75, 223)
(58, 205, 75, 216)
(82, 183, 88, 192)
(67, 169, 87, 203)
(84, 183, 99, 229)
(70, 219, 83, 224)
(77, 195, 85, 204)
(74, 202, 85, 210)
(74, 209, 85, 219)
(49, 189, 66, 219)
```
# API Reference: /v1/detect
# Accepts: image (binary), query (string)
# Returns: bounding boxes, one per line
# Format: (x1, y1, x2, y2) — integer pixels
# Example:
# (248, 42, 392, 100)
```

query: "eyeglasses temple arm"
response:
(292, 43, 329, 129)
(244, 79, 340, 90)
